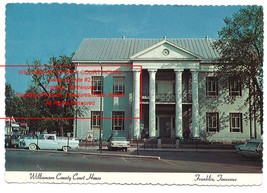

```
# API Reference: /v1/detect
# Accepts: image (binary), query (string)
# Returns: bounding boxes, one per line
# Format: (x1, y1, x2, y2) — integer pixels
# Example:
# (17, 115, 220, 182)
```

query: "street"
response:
(5, 148, 262, 173)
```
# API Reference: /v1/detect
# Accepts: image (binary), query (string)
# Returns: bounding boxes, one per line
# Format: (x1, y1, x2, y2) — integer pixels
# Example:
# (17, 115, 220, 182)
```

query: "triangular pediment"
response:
(130, 40, 201, 60)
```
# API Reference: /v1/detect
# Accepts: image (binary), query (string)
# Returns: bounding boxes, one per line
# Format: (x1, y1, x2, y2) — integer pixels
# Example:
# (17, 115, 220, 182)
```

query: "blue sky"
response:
(5, 4, 245, 93)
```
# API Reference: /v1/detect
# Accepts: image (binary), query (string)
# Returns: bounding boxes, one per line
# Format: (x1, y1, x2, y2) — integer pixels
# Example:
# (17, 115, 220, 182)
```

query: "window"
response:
(47, 136, 55, 140)
(91, 76, 102, 94)
(230, 113, 243, 133)
(229, 80, 242, 96)
(206, 77, 218, 96)
(206, 112, 219, 132)
(91, 111, 101, 130)
(113, 77, 125, 94)
(112, 111, 125, 130)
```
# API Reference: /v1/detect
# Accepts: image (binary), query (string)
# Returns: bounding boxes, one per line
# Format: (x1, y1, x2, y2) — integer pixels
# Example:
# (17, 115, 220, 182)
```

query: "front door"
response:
(159, 117, 172, 138)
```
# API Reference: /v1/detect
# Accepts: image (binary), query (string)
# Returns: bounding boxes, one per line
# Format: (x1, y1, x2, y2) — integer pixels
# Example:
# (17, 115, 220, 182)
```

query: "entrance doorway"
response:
(156, 116, 174, 138)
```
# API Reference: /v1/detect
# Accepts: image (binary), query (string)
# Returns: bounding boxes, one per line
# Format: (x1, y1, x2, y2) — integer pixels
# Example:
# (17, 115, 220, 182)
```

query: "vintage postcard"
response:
(1, 0, 265, 188)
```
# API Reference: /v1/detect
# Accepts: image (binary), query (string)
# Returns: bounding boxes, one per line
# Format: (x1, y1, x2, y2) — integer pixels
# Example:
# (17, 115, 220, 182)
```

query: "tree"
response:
(26, 53, 86, 136)
(213, 6, 263, 137)
(5, 83, 15, 117)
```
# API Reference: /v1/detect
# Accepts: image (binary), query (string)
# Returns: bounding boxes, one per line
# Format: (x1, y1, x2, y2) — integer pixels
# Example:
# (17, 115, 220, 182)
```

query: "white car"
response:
(19, 133, 79, 152)
(107, 137, 130, 151)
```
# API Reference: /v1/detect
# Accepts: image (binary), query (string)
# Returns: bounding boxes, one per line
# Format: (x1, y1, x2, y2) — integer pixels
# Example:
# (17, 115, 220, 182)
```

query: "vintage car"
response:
(107, 137, 130, 151)
(5, 135, 12, 148)
(235, 139, 263, 158)
(19, 133, 79, 152)
(10, 135, 20, 148)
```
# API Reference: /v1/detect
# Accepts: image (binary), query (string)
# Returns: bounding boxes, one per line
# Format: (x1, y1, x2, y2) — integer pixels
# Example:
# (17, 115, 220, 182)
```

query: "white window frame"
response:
(206, 77, 218, 97)
(229, 80, 242, 96)
(91, 76, 102, 94)
(112, 111, 125, 131)
(91, 111, 101, 130)
(230, 113, 243, 133)
(113, 76, 125, 94)
(206, 112, 219, 132)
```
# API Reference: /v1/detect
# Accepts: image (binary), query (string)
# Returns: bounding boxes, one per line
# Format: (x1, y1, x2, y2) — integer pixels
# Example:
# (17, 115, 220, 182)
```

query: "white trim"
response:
(130, 40, 202, 60)
(72, 60, 131, 64)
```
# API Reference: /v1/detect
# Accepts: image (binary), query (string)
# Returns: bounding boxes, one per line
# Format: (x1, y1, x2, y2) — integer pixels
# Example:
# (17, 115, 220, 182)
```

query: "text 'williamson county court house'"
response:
(72, 37, 261, 143)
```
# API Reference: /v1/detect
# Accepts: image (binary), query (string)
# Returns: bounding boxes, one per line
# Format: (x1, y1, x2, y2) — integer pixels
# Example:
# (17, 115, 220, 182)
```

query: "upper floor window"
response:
(113, 77, 125, 94)
(91, 76, 102, 94)
(229, 80, 242, 96)
(112, 111, 125, 130)
(229, 113, 243, 133)
(206, 77, 218, 97)
(206, 112, 219, 132)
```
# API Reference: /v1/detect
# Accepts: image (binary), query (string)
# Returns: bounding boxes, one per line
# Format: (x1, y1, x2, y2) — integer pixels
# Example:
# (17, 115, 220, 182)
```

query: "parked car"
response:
(10, 135, 20, 148)
(19, 133, 79, 152)
(5, 135, 12, 148)
(18, 134, 37, 147)
(107, 137, 130, 151)
(235, 139, 263, 158)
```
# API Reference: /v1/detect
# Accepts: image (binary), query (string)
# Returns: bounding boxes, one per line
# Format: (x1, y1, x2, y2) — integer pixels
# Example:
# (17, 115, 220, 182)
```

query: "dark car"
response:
(235, 139, 263, 158)
(10, 135, 20, 148)
(5, 135, 12, 148)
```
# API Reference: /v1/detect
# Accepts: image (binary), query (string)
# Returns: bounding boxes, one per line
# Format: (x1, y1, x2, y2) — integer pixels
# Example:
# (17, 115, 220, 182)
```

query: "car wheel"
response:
(125, 148, 127, 151)
(29, 143, 37, 151)
(62, 146, 69, 152)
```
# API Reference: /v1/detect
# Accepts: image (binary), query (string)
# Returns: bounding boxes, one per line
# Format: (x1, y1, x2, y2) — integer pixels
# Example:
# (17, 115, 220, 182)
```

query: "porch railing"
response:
(141, 93, 176, 102)
(156, 93, 176, 102)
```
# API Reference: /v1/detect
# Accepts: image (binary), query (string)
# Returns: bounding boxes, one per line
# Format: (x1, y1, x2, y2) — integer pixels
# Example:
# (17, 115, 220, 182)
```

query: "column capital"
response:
(174, 69, 184, 72)
(147, 69, 158, 73)
(132, 68, 141, 72)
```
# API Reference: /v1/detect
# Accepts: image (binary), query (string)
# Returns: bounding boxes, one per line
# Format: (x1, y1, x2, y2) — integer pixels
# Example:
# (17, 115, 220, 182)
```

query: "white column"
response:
(148, 69, 157, 138)
(175, 69, 183, 138)
(192, 70, 199, 138)
(133, 69, 141, 139)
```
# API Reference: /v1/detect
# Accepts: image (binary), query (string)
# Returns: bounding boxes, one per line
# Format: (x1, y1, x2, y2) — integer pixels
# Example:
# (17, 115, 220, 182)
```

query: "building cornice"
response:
(72, 60, 131, 64)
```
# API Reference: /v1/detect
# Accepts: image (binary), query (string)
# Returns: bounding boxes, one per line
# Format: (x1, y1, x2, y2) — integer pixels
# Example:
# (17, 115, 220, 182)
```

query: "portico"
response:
(134, 67, 200, 140)
(130, 39, 201, 140)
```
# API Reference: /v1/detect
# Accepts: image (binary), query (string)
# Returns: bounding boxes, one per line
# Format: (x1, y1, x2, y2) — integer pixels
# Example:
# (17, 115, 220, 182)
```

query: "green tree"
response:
(213, 6, 263, 137)
(27, 54, 86, 136)
(5, 83, 15, 118)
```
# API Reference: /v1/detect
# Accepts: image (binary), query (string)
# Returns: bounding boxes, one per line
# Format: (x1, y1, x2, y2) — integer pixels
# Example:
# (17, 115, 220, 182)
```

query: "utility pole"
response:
(9, 98, 12, 135)
(99, 62, 103, 153)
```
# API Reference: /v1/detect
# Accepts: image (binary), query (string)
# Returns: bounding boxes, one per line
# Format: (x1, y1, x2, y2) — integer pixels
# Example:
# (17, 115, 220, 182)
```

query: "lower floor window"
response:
(112, 111, 125, 130)
(230, 113, 243, 132)
(91, 111, 101, 130)
(206, 112, 219, 132)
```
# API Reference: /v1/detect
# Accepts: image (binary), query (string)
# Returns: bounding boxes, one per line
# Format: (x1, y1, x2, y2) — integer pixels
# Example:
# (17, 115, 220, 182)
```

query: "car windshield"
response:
(246, 142, 260, 148)
(20, 135, 34, 139)
(112, 137, 126, 141)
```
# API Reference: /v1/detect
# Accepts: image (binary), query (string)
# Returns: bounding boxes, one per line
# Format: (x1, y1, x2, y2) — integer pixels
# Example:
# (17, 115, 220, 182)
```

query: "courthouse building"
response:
(72, 37, 261, 143)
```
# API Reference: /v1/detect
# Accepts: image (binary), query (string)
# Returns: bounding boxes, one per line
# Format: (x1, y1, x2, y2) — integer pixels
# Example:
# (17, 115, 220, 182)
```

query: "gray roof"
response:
(72, 38, 220, 62)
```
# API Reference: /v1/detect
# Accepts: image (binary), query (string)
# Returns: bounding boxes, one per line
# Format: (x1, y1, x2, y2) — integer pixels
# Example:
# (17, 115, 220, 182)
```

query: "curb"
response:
(71, 151, 161, 160)
(78, 147, 235, 153)
(138, 148, 235, 153)
(6, 148, 161, 160)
